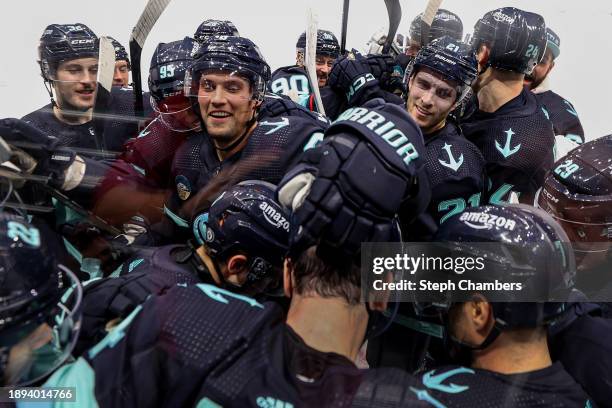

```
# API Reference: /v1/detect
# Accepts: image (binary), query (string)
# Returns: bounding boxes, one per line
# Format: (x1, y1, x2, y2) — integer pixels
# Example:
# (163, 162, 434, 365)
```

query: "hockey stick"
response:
(340, 0, 350, 54)
(305, 8, 326, 116)
(382, 0, 402, 54)
(92, 36, 115, 153)
(0, 137, 121, 235)
(129, 0, 172, 120)
(420, 0, 443, 46)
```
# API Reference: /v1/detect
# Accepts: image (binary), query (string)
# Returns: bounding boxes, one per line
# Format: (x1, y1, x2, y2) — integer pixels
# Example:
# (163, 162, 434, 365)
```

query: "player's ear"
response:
(368, 271, 392, 311)
(476, 44, 490, 69)
(226, 254, 249, 283)
(469, 293, 493, 333)
(283, 257, 294, 298)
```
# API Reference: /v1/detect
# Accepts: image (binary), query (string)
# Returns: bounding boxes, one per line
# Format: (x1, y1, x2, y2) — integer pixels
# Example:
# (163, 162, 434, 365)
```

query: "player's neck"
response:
(471, 330, 552, 374)
(285, 294, 368, 362)
(476, 70, 524, 113)
(215, 120, 257, 161)
(53, 105, 93, 125)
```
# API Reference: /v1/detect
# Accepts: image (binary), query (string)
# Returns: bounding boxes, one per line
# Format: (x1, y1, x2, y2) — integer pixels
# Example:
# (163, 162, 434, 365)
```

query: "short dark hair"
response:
(290, 246, 362, 304)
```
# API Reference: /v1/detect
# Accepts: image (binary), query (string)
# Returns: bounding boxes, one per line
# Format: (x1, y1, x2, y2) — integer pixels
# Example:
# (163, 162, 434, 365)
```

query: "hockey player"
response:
(536, 135, 612, 406)
(23, 24, 102, 150)
(23, 23, 138, 155)
(403, 37, 486, 236)
(460, 8, 554, 205)
(326, 36, 484, 237)
(159, 35, 327, 243)
(0, 213, 83, 386)
(402, 205, 593, 407)
(268, 29, 340, 113)
(73, 181, 290, 356)
(108, 37, 130, 87)
(525, 28, 585, 144)
(39, 100, 430, 407)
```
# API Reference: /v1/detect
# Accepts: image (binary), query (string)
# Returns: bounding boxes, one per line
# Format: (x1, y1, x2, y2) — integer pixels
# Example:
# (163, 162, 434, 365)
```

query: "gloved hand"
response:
(367, 54, 407, 95)
(0, 118, 75, 188)
(366, 54, 395, 82)
(328, 50, 377, 105)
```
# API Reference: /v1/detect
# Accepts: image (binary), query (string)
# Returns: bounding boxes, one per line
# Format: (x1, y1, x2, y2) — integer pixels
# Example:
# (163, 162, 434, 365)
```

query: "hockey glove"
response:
(0, 118, 76, 189)
(328, 50, 378, 106)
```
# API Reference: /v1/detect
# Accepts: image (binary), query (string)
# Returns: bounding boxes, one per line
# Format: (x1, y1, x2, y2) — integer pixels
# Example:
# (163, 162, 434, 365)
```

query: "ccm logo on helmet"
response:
(459, 212, 517, 231)
(259, 202, 290, 232)
(70, 39, 95, 45)
(335, 107, 420, 166)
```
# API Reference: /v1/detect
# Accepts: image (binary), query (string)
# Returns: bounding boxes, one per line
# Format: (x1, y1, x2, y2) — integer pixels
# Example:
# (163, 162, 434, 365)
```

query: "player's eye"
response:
(415, 79, 430, 90)
(436, 89, 452, 99)
(225, 81, 243, 92)
(200, 80, 216, 92)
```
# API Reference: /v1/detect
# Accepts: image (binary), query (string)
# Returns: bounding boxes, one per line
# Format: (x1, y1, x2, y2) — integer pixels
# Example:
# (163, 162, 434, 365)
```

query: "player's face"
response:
(155, 95, 201, 132)
(316, 55, 335, 87)
(406, 40, 421, 58)
(113, 61, 130, 87)
(407, 68, 458, 134)
(524, 50, 554, 90)
(53, 57, 98, 111)
(198, 72, 258, 146)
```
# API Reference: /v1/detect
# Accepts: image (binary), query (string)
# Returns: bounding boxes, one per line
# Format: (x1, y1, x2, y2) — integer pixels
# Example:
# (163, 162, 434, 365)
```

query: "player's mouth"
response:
(415, 105, 431, 117)
(208, 111, 232, 121)
(76, 89, 95, 100)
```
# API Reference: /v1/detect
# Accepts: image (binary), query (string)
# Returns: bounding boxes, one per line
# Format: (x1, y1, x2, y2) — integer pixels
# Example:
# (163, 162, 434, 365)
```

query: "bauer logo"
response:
(460, 212, 517, 231)
(335, 107, 420, 166)
(259, 202, 290, 232)
(492, 11, 515, 24)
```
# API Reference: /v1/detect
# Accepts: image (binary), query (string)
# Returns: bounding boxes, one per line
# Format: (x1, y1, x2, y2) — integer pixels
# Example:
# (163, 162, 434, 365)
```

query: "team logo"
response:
(460, 212, 517, 231)
(175, 175, 192, 201)
(492, 11, 515, 24)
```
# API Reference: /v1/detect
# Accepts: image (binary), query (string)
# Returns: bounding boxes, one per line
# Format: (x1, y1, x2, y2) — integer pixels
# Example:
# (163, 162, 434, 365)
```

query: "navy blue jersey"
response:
(550, 311, 612, 408)
(43, 284, 379, 407)
(268, 65, 346, 119)
(407, 123, 486, 239)
(159, 114, 327, 242)
(461, 88, 555, 204)
(73, 245, 206, 356)
(535, 90, 584, 144)
(21, 88, 149, 158)
(354, 364, 593, 407)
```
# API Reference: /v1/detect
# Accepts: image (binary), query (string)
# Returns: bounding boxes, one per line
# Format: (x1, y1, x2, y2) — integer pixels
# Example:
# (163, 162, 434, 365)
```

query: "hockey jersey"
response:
(535, 90, 584, 144)
(461, 88, 555, 205)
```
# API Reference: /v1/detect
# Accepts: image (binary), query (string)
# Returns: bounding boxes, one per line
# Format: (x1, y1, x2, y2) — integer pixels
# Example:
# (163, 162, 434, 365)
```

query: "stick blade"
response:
(129, 0, 172, 47)
(382, 0, 402, 54)
(97, 36, 116, 92)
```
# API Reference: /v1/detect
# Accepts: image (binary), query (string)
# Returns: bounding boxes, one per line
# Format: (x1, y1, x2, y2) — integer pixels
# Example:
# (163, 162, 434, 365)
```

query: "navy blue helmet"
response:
(148, 36, 198, 102)
(296, 29, 340, 59)
(0, 214, 82, 386)
(415, 205, 574, 351)
(108, 36, 130, 68)
(38, 23, 99, 81)
(409, 36, 478, 101)
(186, 35, 271, 102)
(409, 9, 463, 44)
(191, 181, 290, 292)
(193, 19, 239, 44)
(471, 7, 546, 75)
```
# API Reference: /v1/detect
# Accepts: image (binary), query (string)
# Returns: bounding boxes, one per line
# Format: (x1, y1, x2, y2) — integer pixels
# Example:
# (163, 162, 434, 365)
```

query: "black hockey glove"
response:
(328, 50, 378, 106)
(0, 118, 75, 189)
(278, 99, 430, 261)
